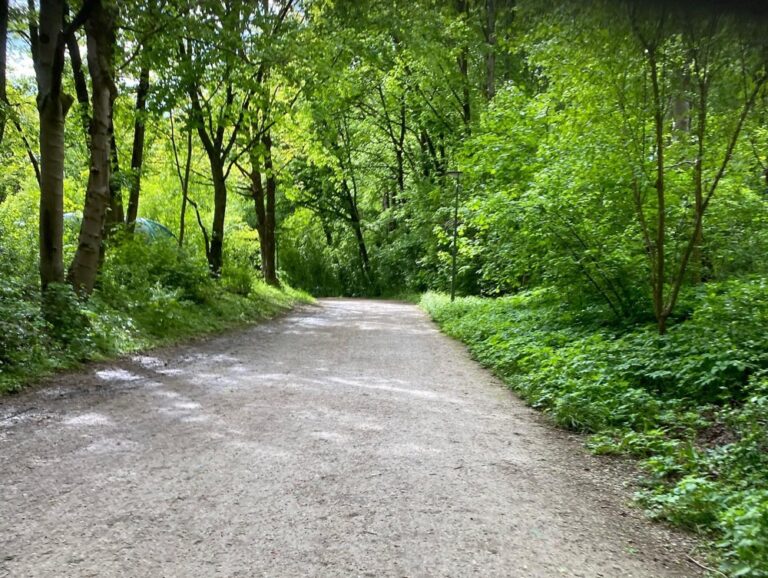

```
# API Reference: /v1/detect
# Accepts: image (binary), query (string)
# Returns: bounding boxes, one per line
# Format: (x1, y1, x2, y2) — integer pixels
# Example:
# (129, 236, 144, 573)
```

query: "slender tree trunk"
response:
(174, 125, 192, 247)
(320, 216, 333, 246)
(419, 128, 439, 178)
(662, 70, 766, 330)
(12, 121, 42, 186)
(649, 49, 666, 334)
(0, 0, 8, 145)
(395, 93, 406, 205)
(98, 129, 120, 269)
(208, 159, 227, 276)
(64, 5, 90, 142)
(262, 130, 279, 286)
(4, 1, 39, 182)
(189, 108, 227, 276)
(68, 0, 116, 295)
(248, 149, 268, 266)
(691, 78, 708, 283)
(485, 0, 496, 100)
(178, 188, 187, 245)
(126, 64, 149, 229)
(350, 207, 371, 281)
(342, 179, 370, 280)
(105, 130, 123, 226)
(438, 131, 447, 177)
(457, 0, 471, 132)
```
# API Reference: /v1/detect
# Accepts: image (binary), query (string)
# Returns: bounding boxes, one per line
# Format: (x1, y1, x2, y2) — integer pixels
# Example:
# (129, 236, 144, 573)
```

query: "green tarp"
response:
(64, 214, 176, 241)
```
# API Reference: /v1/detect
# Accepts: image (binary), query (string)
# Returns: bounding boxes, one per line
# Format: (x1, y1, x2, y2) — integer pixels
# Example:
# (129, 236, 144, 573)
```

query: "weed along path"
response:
(0, 300, 702, 578)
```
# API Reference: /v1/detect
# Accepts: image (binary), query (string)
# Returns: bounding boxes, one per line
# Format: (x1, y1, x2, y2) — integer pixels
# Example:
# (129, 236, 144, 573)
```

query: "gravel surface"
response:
(0, 299, 704, 577)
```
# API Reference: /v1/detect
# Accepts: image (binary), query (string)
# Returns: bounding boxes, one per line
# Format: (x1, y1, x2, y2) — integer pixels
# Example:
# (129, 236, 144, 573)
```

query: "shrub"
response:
(0, 230, 308, 393)
(422, 279, 768, 573)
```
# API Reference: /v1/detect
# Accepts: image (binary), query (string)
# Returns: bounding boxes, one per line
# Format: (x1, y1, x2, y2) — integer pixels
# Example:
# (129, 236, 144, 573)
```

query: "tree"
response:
(625, 3, 767, 333)
(171, 0, 255, 277)
(0, 0, 8, 145)
(124, 63, 149, 230)
(240, 0, 298, 287)
(30, 0, 94, 289)
(67, 0, 117, 295)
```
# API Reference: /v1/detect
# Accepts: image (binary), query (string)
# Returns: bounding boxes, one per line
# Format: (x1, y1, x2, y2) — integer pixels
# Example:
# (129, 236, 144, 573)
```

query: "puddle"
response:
(156, 368, 184, 376)
(172, 401, 201, 410)
(132, 355, 165, 369)
(95, 369, 142, 382)
(181, 415, 210, 424)
(153, 390, 181, 399)
(63, 413, 113, 427)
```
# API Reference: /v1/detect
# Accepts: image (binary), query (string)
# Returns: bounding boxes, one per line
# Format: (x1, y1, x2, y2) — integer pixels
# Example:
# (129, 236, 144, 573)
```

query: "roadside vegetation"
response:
(0, 220, 311, 394)
(423, 288, 768, 576)
(1, 0, 766, 573)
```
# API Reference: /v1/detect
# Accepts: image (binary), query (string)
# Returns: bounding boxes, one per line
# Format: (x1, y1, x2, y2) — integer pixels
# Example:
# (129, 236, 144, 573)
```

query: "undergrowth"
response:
(0, 236, 312, 394)
(422, 281, 768, 577)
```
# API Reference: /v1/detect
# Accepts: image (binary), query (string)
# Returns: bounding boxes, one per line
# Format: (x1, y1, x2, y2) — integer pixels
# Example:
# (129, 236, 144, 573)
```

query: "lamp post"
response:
(446, 170, 462, 302)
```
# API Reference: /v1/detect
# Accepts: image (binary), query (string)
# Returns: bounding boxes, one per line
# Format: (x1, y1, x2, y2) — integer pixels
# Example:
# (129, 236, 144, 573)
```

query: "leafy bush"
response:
(100, 234, 213, 306)
(719, 489, 768, 577)
(0, 281, 45, 389)
(0, 231, 311, 394)
(422, 280, 768, 573)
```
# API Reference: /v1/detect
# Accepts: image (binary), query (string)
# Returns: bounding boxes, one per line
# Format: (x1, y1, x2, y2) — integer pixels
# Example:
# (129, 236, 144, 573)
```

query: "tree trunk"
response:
(68, 0, 116, 296)
(105, 130, 123, 226)
(350, 207, 371, 281)
(125, 64, 149, 229)
(178, 197, 187, 247)
(175, 125, 192, 247)
(64, 7, 90, 142)
(248, 149, 267, 263)
(39, 95, 70, 288)
(262, 131, 279, 286)
(0, 0, 8, 146)
(64, 10, 119, 243)
(395, 93, 406, 205)
(208, 159, 227, 276)
(649, 49, 666, 334)
(98, 130, 121, 269)
(485, 0, 496, 100)
(691, 78, 708, 283)
(5, 0, 39, 182)
(457, 0, 471, 132)
(342, 179, 370, 280)
(36, 0, 71, 289)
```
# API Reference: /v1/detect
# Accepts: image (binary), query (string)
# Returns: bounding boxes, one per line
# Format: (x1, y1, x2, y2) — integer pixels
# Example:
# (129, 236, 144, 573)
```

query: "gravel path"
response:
(1, 299, 703, 577)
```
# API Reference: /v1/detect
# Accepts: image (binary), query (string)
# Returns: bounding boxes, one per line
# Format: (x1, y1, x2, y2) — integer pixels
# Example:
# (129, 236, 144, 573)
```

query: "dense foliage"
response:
(1, 0, 767, 572)
(0, 213, 309, 393)
(423, 287, 768, 575)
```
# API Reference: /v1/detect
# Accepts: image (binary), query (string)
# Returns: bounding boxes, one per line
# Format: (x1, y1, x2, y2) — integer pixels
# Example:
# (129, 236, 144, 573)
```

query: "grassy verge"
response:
(1, 238, 313, 395)
(422, 283, 768, 577)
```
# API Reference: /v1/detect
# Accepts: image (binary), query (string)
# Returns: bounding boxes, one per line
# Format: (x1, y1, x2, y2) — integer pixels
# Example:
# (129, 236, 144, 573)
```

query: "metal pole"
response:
(450, 174, 460, 302)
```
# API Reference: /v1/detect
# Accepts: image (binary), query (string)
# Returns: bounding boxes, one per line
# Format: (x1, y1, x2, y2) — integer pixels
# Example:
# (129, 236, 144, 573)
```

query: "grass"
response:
(0, 282, 314, 395)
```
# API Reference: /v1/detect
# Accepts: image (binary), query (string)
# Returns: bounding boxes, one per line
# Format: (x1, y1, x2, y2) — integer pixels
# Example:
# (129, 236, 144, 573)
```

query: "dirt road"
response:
(1, 299, 702, 577)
